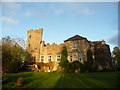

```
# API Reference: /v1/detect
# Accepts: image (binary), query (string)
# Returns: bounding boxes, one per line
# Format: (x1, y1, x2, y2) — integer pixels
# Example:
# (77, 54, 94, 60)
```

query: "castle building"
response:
(26, 28, 112, 72)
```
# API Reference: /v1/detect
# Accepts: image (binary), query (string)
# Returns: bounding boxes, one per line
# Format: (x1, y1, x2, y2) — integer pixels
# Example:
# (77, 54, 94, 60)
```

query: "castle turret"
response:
(26, 28, 43, 62)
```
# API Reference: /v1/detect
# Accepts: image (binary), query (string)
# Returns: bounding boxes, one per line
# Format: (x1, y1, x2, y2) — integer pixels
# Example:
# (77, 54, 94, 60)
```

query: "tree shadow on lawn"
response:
(23, 75, 48, 88)
(3, 72, 120, 88)
(23, 72, 62, 88)
(53, 72, 117, 88)
(53, 73, 93, 88)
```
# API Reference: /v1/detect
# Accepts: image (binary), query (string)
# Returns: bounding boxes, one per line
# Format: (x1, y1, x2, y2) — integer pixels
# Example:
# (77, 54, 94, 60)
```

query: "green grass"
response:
(3, 71, 120, 88)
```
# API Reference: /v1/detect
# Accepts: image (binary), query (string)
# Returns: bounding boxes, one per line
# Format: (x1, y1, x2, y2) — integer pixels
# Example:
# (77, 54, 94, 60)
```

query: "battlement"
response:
(27, 28, 43, 33)
(44, 42, 65, 47)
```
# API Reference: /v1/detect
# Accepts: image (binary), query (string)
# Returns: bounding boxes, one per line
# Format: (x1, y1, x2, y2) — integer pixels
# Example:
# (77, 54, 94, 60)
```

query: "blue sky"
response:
(1, 2, 118, 51)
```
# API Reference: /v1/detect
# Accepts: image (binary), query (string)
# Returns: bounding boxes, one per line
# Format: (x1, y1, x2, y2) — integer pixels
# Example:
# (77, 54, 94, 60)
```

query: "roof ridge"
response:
(64, 35, 87, 42)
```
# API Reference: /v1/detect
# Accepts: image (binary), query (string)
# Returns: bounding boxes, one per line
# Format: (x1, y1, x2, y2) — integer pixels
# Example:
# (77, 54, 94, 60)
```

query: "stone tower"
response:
(26, 28, 43, 62)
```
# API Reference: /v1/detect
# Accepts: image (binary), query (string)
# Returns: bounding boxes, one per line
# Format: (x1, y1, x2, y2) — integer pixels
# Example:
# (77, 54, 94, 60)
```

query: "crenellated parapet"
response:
(27, 28, 43, 33)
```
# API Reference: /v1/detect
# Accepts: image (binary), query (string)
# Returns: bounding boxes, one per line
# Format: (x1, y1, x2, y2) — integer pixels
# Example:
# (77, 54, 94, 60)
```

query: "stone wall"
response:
(26, 28, 112, 72)
(39, 42, 65, 63)
(65, 39, 90, 63)
(26, 28, 43, 62)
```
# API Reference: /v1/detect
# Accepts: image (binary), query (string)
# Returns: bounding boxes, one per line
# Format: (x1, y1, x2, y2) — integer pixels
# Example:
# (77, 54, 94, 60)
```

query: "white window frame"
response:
(56, 54, 61, 61)
(48, 55, 52, 62)
(41, 56, 44, 62)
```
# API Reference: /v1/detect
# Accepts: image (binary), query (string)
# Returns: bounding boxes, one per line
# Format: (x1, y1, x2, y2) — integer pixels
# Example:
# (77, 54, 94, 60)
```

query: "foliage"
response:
(70, 61, 81, 73)
(87, 49, 94, 65)
(59, 48, 97, 73)
(21, 52, 34, 71)
(78, 49, 97, 73)
(112, 46, 120, 71)
(59, 47, 70, 71)
(86, 49, 96, 72)
(2, 36, 34, 73)
(94, 46, 110, 71)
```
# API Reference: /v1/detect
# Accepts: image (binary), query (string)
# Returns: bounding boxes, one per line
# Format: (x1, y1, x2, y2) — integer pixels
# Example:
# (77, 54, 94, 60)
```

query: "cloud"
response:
(69, 3, 95, 16)
(48, 3, 95, 17)
(0, 16, 18, 24)
(80, 7, 95, 15)
(3, 2, 21, 9)
(108, 34, 118, 45)
(2, 2, 96, 20)
(2, 27, 11, 31)
(24, 11, 32, 16)
(2, 2, 22, 17)
(54, 9, 63, 15)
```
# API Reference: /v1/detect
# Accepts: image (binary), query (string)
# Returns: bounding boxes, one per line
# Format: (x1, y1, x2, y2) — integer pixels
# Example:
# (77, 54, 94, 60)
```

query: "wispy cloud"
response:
(2, 27, 11, 32)
(47, 3, 95, 17)
(2, 2, 22, 17)
(108, 34, 118, 45)
(24, 11, 32, 16)
(2, 27, 11, 31)
(2, 2, 96, 20)
(3, 2, 21, 9)
(54, 9, 63, 15)
(0, 16, 18, 24)
(68, 3, 95, 16)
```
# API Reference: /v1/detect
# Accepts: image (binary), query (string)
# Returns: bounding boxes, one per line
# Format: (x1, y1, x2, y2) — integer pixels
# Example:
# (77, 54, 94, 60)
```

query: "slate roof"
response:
(64, 35, 87, 42)
(88, 41, 103, 46)
(92, 41, 102, 45)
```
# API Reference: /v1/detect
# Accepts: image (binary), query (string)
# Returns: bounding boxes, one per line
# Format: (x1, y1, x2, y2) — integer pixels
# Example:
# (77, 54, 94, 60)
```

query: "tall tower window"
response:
(28, 43, 30, 47)
(48, 55, 52, 62)
(56, 55, 61, 61)
(29, 35, 31, 38)
(41, 56, 44, 62)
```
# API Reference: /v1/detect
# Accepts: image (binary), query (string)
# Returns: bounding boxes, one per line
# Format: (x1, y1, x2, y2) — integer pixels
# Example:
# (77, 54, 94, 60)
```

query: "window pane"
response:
(29, 35, 31, 38)
(48, 55, 52, 61)
(41, 56, 44, 58)
(57, 55, 61, 61)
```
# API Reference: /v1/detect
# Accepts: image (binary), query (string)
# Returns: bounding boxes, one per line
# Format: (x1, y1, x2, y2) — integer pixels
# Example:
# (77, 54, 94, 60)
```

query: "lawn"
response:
(3, 71, 120, 88)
